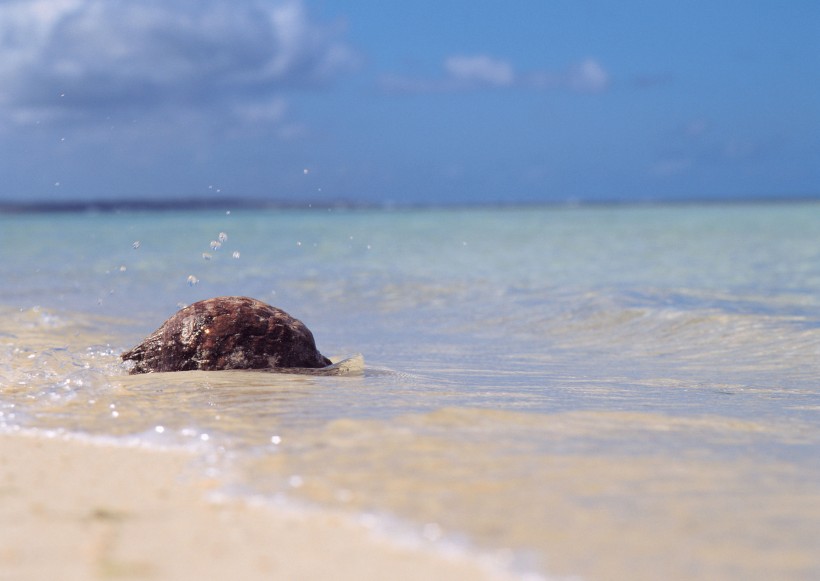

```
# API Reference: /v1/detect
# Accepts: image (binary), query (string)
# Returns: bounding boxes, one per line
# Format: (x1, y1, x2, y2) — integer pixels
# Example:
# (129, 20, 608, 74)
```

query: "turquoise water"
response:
(2, 204, 820, 580)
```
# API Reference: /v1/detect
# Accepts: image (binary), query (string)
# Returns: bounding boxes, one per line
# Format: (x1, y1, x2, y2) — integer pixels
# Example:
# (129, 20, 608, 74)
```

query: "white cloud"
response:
(0, 0, 357, 129)
(567, 59, 610, 93)
(381, 55, 609, 94)
(443, 55, 515, 87)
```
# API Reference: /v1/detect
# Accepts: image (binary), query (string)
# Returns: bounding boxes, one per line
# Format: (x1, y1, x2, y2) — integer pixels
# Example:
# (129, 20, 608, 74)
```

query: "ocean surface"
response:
(1, 203, 819, 580)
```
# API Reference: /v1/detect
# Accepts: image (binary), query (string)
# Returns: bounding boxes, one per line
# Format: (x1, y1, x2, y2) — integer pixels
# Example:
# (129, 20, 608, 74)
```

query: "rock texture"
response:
(122, 296, 331, 374)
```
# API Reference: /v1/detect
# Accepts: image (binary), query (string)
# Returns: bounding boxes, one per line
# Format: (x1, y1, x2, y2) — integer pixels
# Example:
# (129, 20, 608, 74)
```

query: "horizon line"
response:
(1, 194, 820, 214)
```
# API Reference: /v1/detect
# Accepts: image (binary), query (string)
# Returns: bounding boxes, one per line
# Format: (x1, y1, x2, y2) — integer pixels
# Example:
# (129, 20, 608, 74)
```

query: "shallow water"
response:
(2, 204, 820, 580)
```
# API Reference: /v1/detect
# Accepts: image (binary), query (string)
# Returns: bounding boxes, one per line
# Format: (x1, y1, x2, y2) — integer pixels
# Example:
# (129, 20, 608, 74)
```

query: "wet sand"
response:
(0, 433, 511, 581)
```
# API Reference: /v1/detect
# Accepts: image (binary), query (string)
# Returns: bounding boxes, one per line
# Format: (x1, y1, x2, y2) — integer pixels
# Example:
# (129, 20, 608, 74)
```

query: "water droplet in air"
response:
(271, 435, 282, 444)
(118, 265, 127, 272)
(132, 240, 141, 249)
(218, 232, 228, 243)
(187, 275, 199, 286)
(303, 168, 309, 175)
(202, 253, 212, 261)
(155, 425, 165, 434)
(210, 241, 222, 250)
(232, 251, 241, 259)
(288, 475, 304, 488)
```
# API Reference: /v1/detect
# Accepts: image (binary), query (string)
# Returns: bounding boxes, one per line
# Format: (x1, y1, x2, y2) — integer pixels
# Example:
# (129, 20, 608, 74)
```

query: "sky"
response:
(0, 0, 818, 206)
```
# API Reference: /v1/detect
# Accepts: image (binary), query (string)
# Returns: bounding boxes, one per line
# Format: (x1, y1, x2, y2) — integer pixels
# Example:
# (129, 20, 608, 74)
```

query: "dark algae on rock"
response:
(122, 296, 332, 374)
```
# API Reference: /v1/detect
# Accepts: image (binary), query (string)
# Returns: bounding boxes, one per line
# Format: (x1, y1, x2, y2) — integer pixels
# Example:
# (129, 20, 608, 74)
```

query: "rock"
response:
(121, 296, 331, 374)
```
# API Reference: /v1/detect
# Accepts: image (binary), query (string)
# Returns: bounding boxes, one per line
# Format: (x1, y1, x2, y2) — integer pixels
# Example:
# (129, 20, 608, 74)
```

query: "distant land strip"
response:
(1, 195, 819, 214)
(0, 198, 375, 214)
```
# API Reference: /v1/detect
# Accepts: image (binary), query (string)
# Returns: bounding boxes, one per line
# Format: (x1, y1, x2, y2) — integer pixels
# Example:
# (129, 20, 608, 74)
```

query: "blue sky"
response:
(0, 0, 817, 205)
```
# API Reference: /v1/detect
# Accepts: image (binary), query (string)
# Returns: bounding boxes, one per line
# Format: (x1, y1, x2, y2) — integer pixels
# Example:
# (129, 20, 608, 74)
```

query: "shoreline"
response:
(0, 432, 517, 581)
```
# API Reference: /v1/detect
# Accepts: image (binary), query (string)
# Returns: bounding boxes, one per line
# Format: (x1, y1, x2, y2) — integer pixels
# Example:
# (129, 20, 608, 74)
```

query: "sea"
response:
(1, 202, 819, 580)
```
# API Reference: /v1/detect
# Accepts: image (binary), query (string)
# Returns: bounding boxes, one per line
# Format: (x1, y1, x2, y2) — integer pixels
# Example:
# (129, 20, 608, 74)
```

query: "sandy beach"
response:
(0, 433, 511, 581)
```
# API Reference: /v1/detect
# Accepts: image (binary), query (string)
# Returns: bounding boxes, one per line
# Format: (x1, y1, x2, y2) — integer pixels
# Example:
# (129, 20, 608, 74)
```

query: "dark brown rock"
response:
(122, 296, 331, 374)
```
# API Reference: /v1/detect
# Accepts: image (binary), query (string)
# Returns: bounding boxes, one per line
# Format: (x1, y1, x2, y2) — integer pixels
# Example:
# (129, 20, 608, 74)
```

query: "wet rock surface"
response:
(122, 296, 332, 374)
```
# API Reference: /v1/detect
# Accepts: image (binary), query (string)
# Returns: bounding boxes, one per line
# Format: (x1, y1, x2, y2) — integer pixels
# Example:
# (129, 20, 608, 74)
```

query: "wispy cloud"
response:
(380, 55, 610, 94)
(566, 59, 609, 93)
(652, 118, 770, 177)
(443, 55, 516, 87)
(0, 0, 357, 130)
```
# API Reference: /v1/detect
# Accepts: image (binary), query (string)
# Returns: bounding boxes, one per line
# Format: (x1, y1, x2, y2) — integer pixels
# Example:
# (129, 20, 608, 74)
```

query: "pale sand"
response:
(0, 434, 513, 581)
